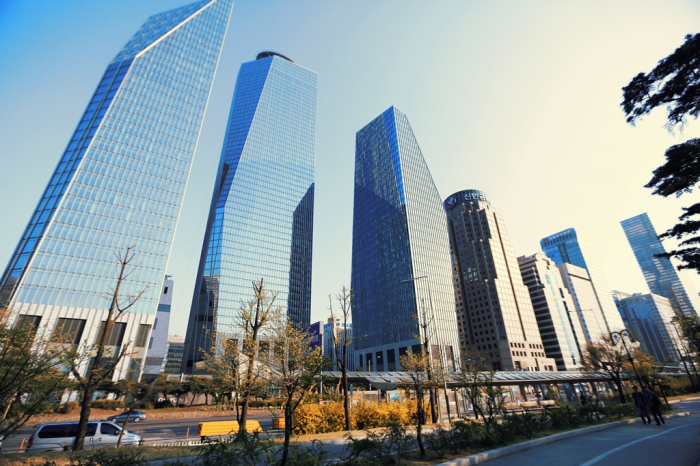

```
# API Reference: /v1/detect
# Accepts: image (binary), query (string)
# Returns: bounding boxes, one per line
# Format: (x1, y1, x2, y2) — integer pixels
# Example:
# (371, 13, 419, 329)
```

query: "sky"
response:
(1, 0, 700, 337)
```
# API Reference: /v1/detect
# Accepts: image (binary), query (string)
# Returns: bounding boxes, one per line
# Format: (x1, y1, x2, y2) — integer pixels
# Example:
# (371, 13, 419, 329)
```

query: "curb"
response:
(437, 412, 690, 466)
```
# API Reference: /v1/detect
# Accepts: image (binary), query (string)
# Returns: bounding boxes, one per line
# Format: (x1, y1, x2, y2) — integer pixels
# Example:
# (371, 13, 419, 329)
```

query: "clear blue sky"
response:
(1, 0, 700, 336)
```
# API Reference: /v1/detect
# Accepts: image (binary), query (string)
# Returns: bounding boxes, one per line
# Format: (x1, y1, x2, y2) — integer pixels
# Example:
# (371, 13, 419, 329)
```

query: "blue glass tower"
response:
(182, 52, 317, 373)
(540, 229, 625, 333)
(351, 106, 459, 372)
(613, 291, 679, 362)
(0, 0, 233, 380)
(621, 213, 699, 317)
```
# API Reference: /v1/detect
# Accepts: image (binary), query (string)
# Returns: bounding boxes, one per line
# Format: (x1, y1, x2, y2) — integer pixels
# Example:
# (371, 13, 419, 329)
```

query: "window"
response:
(15, 315, 41, 333)
(100, 423, 120, 436)
(95, 322, 126, 347)
(52, 318, 86, 347)
(164, 287, 169, 294)
(135, 324, 151, 348)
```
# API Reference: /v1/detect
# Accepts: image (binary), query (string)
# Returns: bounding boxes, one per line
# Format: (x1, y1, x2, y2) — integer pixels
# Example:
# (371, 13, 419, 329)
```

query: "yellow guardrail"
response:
(198, 420, 263, 439)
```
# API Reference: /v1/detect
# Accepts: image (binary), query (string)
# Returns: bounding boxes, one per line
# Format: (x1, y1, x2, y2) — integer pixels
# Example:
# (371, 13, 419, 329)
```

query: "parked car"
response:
(107, 410, 147, 424)
(27, 421, 142, 452)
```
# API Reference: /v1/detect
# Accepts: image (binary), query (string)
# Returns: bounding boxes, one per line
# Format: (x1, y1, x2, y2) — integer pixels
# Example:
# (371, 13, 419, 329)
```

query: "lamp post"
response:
(610, 329, 644, 388)
(402, 275, 452, 422)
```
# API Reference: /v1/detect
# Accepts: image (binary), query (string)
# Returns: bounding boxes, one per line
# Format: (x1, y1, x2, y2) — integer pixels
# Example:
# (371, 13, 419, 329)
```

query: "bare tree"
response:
(65, 247, 148, 450)
(236, 278, 277, 440)
(454, 349, 504, 423)
(205, 334, 242, 420)
(397, 347, 438, 457)
(581, 336, 629, 403)
(268, 316, 330, 466)
(328, 286, 353, 431)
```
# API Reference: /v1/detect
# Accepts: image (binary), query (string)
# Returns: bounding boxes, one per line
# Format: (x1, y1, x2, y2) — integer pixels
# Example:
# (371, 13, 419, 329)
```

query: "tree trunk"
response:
(342, 369, 351, 431)
(428, 388, 438, 423)
(117, 406, 133, 448)
(281, 398, 293, 466)
(238, 395, 250, 441)
(613, 377, 626, 403)
(73, 387, 95, 450)
(416, 398, 425, 457)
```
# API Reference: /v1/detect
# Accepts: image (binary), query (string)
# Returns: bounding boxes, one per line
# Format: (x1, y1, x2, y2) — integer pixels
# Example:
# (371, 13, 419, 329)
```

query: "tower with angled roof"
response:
(0, 0, 233, 380)
(350, 106, 460, 373)
(181, 52, 318, 373)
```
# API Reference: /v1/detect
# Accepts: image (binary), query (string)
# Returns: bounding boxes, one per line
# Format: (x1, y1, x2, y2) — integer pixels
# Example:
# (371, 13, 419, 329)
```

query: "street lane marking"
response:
(578, 422, 700, 466)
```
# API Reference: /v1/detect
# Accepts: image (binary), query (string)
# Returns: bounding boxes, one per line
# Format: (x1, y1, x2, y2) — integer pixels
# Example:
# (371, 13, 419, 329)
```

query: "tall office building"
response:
(541, 229, 625, 333)
(0, 0, 233, 380)
(613, 291, 679, 362)
(142, 276, 173, 381)
(556, 263, 609, 344)
(324, 317, 355, 372)
(182, 52, 317, 373)
(444, 190, 556, 371)
(518, 253, 585, 371)
(351, 106, 459, 373)
(621, 213, 699, 317)
(163, 335, 186, 374)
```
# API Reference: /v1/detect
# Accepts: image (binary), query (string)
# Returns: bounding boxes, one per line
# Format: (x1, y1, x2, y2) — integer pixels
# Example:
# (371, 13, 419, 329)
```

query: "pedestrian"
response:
(631, 386, 651, 424)
(579, 392, 587, 405)
(643, 386, 665, 426)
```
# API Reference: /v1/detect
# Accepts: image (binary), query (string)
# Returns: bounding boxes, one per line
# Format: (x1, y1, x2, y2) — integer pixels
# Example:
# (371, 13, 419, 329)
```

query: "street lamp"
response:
(610, 329, 644, 388)
(401, 275, 453, 422)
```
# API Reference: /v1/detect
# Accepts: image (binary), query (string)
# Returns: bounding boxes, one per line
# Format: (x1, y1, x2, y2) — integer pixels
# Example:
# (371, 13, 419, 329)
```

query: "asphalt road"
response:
(1, 411, 274, 453)
(481, 399, 700, 466)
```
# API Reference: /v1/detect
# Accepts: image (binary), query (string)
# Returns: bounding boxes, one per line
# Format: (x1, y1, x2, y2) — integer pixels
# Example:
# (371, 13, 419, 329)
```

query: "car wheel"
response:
(133, 417, 141, 423)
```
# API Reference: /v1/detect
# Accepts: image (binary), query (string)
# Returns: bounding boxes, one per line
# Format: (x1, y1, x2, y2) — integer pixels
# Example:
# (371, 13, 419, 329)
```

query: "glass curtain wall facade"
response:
(613, 291, 679, 362)
(556, 263, 609, 344)
(518, 253, 585, 371)
(182, 52, 317, 373)
(444, 190, 556, 371)
(0, 0, 233, 380)
(351, 106, 459, 373)
(621, 213, 699, 317)
(541, 229, 625, 333)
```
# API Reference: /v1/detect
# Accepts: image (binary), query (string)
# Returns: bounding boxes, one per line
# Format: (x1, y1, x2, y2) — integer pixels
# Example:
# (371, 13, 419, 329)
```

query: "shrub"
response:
(154, 399, 175, 409)
(293, 400, 417, 434)
(57, 401, 79, 414)
(91, 400, 124, 410)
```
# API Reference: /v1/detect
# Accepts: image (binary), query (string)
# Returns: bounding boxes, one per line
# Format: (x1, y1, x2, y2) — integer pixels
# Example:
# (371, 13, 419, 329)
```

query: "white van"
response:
(27, 421, 142, 451)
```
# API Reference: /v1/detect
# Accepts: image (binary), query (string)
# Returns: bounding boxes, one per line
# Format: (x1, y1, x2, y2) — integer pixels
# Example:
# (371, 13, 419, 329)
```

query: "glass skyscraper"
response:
(182, 52, 317, 373)
(518, 253, 585, 371)
(540, 228, 625, 333)
(621, 213, 699, 317)
(613, 291, 679, 362)
(0, 0, 233, 380)
(351, 106, 459, 373)
(444, 190, 556, 371)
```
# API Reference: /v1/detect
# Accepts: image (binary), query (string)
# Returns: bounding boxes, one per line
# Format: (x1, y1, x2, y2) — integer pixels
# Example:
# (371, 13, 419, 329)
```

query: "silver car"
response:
(107, 410, 147, 424)
(27, 421, 142, 451)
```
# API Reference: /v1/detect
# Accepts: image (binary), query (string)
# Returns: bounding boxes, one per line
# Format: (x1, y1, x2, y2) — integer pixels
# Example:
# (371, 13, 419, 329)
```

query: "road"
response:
(481, 399, 700, 466)
(1, 412, 274, 453)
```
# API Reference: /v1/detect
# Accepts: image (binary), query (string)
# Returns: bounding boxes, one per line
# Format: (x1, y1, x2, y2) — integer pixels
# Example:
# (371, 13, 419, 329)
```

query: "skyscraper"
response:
(444, 190, 556, 371)
(621, 213, 699, 317)
(613, 291, 679, 362)
(518, 253, 585, 370)
(556, 263, 609, 344)
(142, 276, 173, 382)
(540, 229, 625, 333)
(182, 52, 317, 373)
(351, 106, 459, 372)
(0, 0, 233, 380)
